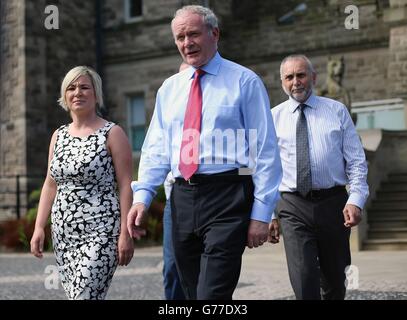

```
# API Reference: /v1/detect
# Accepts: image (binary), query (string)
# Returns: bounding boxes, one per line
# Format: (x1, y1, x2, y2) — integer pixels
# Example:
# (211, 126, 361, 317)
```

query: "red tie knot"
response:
(195, 69, 205, 78)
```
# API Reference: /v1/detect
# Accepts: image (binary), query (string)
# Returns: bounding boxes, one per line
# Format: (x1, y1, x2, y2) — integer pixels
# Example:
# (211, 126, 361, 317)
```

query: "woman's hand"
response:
(30, 228, 46, 258)
(118, 231, 134, 266)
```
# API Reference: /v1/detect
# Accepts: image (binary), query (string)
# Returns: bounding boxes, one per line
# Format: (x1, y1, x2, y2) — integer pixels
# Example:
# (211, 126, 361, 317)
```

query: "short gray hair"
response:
(280, 54, 316, 79)
(58, 66, 104, 112)
(172, 5, 218, 30)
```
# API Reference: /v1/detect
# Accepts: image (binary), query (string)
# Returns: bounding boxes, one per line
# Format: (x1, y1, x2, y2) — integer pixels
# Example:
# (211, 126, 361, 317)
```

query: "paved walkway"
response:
(235, 238, 407, 299)
(0, 238, 406, 300)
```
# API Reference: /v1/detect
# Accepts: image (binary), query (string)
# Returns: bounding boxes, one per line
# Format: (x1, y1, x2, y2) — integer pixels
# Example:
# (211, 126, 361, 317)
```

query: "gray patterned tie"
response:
(296, 104, 312, 197)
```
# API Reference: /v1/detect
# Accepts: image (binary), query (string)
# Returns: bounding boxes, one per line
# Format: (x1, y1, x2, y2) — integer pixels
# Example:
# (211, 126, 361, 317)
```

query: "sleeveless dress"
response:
(49, 121, 120, 300)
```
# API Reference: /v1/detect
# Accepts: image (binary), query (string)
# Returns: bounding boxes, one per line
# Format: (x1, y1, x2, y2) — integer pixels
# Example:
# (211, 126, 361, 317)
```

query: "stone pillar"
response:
(25, 0, 98, 201)
(404, 101, 407, 127)
(385, 0, 407, 99)
(0, 1, 27, 176)
(25, 0, 47, 180)
(25, 0, 98, 180)
(0, 0, 98, 220)
(0, 0, 28, 219)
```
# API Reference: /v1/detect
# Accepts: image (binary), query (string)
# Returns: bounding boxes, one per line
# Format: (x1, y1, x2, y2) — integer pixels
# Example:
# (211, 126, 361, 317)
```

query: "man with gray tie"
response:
(269, 54, 369, 300)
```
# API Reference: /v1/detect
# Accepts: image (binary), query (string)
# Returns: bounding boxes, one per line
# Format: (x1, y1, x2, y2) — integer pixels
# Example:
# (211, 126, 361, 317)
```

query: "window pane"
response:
(128, 95, 146, 152)
(129, 0, 142, 17)
(356, 109, 406, 130)
(355, 113, 371, 130)
(131, 127, 145, 151)
(130, 96, 145, 126)
(375, 109, 405, 130)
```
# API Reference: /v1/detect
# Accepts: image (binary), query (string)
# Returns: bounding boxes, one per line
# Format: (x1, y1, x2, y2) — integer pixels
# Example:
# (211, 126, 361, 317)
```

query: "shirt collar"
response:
(187, 51, 221, 79)
(288, 93, 318, 113)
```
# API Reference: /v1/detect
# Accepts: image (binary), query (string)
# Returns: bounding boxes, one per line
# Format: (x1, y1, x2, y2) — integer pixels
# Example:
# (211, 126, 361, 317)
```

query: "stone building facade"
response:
(1, 0, 407, 220)
(0, 0, 97, 218)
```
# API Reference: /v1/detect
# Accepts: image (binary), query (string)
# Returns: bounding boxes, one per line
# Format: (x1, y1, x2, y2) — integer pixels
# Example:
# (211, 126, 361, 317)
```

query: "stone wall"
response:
(102, 0, 394, 117)
(0, 0, 98, 219)
(25, 0, 48, 178)
(102, 0, 180, 65)
(218, 0, 391, 105)
(0, 0, 27, 218)
(0, 0, 26, 177)
(104, 54, 182, 128)
(1, 0, 98, 175)
(103, 0, 180, 28)
(102, 0, 184, 141)
(386, 0, 407, 99)
(24, 0, 97, 178)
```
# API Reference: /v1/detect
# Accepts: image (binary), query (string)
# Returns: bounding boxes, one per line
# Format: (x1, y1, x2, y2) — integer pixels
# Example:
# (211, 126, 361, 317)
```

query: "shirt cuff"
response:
(250, 199, 276, 223)
(132, 189, 154, 208)
(346, 193, 366, 210)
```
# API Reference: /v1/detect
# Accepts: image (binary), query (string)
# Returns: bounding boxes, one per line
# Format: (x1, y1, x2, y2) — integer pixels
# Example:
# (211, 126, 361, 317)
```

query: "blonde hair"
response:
(58, 66, 104, 112)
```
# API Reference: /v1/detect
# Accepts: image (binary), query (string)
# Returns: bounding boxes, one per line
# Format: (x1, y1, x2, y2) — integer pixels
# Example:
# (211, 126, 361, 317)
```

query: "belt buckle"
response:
(187, 178, 198, 186)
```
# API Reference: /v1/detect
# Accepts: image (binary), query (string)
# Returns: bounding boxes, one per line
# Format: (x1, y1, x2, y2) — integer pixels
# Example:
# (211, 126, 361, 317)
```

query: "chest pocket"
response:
(204, 105, 240, 129)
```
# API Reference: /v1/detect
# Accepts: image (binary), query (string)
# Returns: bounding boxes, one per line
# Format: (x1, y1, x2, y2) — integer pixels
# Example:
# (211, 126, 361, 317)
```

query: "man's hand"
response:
(127, 203, 147, 239)
(247, 220, 268, 248)
(343, 204, 362, 227)
(268, 219, 280, 244)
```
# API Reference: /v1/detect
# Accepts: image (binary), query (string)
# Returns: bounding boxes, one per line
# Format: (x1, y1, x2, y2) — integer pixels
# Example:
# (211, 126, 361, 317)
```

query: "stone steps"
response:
(364, 172, 407, 250)
(369, 216, 407, 228)
(387, 173, 407, 183)
(368, 209, 407, 218)
(370, 201, 407, 210)
(380, 183, 407, 192)
(368, 227, 407, 239)
(363, 239, 407, 250)
(374, 191, 407, 201)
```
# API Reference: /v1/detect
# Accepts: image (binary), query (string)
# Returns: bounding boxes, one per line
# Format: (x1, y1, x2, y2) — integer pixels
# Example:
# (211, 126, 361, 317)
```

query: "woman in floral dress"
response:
(30, 66, 135, 299)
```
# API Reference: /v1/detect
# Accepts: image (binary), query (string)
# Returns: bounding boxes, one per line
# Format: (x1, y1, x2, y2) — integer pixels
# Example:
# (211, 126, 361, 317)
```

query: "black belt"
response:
(175, 169, 251, 186)
(285, 186, 346, 200)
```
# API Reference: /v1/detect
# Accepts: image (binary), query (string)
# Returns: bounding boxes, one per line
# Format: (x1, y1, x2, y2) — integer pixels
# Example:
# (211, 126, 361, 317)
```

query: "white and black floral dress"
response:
(50, 121, 120, 300)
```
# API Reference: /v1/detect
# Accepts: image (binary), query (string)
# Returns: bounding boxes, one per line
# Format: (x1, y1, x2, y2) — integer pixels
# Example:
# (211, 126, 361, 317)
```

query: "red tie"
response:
(179, 69, 205, 180)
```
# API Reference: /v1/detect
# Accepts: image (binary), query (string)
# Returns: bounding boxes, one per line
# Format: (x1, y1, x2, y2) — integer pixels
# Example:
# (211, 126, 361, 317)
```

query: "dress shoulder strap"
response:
(57, 124, 68, 132)
(99, 121, 116, 136)
(55, 124, 69, 140)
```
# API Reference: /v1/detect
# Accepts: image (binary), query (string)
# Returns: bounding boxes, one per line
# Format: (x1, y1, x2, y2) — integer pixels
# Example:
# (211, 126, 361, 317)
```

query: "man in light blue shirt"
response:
(270, 54, 369, 300)
(127, 5, 282, 299)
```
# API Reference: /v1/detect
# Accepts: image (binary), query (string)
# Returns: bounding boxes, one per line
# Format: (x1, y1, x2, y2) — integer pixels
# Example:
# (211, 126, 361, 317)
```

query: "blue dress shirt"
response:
(271, 94, 369, 209)
(132, 52, 282, 222)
